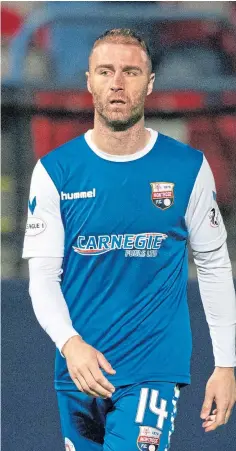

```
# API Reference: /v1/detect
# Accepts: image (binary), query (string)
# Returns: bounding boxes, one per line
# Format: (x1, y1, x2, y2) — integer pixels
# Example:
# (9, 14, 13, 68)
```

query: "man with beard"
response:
(23, 29, 236, 451)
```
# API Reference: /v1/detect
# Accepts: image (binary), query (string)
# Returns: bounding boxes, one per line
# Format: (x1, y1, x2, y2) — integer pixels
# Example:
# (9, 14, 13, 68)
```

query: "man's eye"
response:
(100, 71, 110, 76)
(125, 71, 138, 76)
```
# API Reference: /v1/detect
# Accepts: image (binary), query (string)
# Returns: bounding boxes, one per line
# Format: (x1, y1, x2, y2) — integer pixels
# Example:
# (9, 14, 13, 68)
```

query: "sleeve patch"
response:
(209, 207, 221, 228)
(25, 217, 47, 236)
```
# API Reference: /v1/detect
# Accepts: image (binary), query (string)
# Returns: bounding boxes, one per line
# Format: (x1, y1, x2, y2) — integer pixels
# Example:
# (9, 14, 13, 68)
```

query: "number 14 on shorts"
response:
(135, 388, 168, 430)
(135, 388, 169, 451)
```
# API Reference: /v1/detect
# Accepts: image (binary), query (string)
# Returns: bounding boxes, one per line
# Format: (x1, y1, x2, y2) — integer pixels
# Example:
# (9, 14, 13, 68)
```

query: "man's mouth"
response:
(109, 100, 126, 104)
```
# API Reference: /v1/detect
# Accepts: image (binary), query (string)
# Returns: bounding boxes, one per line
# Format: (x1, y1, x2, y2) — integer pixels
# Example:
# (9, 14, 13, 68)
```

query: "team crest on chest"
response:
(150, 182, 175, 210)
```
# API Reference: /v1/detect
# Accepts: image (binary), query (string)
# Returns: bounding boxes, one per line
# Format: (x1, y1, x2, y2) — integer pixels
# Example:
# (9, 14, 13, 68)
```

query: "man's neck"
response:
(91, 117, 150, 156)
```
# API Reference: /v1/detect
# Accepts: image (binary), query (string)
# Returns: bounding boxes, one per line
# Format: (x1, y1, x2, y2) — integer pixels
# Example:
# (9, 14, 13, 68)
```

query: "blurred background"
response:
(1, 2, 236, 451)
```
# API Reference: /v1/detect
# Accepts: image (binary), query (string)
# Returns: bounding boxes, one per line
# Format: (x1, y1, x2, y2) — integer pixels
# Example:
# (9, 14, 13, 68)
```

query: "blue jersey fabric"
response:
(41, 132, 203, 390)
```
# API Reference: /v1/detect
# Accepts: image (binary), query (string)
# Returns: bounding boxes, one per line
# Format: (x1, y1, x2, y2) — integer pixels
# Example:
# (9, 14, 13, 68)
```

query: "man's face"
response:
(87, 42, 155, 130)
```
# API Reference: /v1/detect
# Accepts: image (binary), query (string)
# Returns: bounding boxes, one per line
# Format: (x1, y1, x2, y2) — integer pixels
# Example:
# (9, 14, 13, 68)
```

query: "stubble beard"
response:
(93, 94, 146, 132)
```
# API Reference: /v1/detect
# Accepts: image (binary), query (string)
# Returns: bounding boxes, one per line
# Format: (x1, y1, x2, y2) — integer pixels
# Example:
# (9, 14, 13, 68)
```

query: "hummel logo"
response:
(61, 189, 96, 200)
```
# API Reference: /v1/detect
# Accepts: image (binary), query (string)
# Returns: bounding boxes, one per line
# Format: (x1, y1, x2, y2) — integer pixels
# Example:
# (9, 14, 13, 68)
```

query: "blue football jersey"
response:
(23, 129, 227, 389)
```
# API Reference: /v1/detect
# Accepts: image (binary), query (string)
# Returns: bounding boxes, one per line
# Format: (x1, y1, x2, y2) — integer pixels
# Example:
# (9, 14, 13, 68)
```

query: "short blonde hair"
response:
(90, 28, 153, 72)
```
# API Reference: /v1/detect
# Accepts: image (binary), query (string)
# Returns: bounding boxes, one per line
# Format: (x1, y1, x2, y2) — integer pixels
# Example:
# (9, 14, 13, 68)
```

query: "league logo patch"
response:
(137, 426, 161, 451)
(65, 437, 76, 451)
(150, 182, 174, 210)
(25, 217, 46, 236)
(209, 207, 220, 228)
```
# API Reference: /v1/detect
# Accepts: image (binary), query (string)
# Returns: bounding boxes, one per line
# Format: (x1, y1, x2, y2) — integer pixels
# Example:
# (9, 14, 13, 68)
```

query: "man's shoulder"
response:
(158, 132, 203, 161)
(38, 133, 87, 190)
(41, 133, 86, 167)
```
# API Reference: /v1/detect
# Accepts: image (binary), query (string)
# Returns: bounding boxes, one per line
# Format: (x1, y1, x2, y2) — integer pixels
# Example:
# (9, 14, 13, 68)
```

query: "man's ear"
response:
(147, 73, 155, 96)
(86, 71, 92, 94)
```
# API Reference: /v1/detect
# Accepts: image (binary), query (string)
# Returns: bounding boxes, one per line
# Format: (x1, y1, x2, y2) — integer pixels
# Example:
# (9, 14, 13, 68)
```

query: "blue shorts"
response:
(57, 381, 180, 451)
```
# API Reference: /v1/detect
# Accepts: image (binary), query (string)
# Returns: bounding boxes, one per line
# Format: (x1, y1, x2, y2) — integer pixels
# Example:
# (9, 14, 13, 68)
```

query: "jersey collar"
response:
(84, 128, 158, 162)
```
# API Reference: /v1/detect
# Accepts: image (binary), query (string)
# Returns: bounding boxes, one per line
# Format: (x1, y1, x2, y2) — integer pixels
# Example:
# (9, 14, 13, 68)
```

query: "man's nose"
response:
(111, 86, 123, 92)
(110, 72, 124, 91)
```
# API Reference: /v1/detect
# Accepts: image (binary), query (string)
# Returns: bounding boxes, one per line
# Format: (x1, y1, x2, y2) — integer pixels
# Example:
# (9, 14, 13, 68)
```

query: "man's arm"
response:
(23, 160, 116, 398)
(193, 244, 236, 431)
(193, 243, 236, 368)
(28, 256, 79, 352)
(185, 155, 236, 431)
(23, 160, 80, 350)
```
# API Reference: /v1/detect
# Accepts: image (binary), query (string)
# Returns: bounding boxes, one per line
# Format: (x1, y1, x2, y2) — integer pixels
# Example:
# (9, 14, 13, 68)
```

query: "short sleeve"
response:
(22, 160, 64, 258)
(185, 156, 227, 252)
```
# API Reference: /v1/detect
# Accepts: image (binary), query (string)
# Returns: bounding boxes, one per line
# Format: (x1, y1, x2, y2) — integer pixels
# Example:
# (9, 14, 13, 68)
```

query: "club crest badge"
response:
(150, 182, 174, 210)
(137, 426, 161, 451)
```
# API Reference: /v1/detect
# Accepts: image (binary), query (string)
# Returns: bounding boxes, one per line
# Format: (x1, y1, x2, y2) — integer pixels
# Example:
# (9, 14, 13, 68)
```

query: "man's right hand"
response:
(62, 336, 116, 398)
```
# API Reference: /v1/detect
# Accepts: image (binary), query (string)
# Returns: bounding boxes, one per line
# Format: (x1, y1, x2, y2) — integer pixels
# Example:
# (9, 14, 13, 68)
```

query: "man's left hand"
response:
(200, 367, 236, 432)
